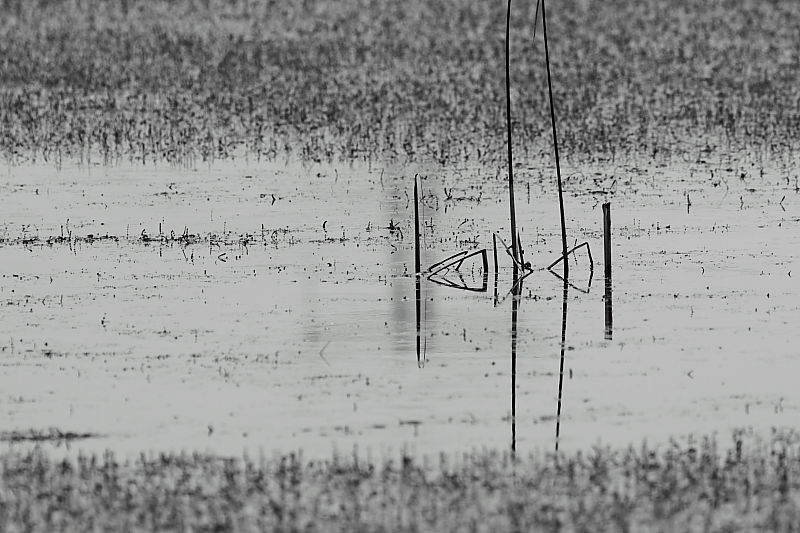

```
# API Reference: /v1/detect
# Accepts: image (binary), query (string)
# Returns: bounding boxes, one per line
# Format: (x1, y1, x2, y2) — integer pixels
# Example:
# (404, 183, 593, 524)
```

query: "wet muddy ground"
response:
(1, 156, 798, 458)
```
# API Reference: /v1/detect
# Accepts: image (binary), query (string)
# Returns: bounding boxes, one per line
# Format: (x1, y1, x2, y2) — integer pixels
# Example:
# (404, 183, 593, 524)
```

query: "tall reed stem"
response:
(414, 177, 422, 365)
(505, 0, 519, 270)
(541, 0, 568, 278)
(414, 177, 421, 276)
(603, 202, 611, 279)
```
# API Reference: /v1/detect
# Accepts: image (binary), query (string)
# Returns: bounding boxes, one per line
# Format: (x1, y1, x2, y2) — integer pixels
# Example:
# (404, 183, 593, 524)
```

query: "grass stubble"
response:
(1, 0, 799, 166)
(2, 430, 800, 532)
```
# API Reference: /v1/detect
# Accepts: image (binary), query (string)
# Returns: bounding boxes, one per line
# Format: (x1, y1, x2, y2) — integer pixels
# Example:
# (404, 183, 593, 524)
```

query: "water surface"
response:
(1, 157, 798, 457)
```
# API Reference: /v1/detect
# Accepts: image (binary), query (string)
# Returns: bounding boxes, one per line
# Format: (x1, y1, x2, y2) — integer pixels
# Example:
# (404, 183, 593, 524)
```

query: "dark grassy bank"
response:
(1, 0, 798, 165)
(3, 430, 800, 532)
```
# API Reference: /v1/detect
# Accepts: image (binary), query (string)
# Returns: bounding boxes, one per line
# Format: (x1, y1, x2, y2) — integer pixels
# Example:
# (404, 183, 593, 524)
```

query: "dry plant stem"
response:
(603, 202, 612, 339)
(414, 176, 421, 276)
(541, 0, 569, 279)
(493, 233, 498, 273)
(505, 0, 519, 270)
(603, 202, 611, 279)
(414, 176, 422, 365)
(414, 175, 422, 365)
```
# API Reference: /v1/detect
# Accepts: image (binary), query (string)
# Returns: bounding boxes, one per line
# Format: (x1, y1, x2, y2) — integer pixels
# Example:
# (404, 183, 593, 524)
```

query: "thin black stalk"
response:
(505, 0, 519, 271)
(541, 0, 568, 279)
(493, 233, 498, 273)
(414, 177, 422, 365)
(414, 177, 421, 276)
(603, 202, 612, 340)
(493, 235, 499, 306)
(603, 202, 611, 280)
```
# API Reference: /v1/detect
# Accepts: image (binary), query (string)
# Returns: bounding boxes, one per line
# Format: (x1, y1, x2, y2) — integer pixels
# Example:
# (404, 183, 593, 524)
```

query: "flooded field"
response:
(2, 0, 800, 528)
(1, 156, 798, 458)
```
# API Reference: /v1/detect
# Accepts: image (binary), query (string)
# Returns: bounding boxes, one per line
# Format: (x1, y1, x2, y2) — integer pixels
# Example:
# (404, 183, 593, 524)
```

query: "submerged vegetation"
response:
(2, 430, 800, 531)
(1, 0, 799, 165)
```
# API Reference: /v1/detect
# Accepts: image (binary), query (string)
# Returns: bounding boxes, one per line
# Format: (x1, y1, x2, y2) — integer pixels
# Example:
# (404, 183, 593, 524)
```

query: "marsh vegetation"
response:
(1, 0, 799, 165)
(4, 431, 800, 532)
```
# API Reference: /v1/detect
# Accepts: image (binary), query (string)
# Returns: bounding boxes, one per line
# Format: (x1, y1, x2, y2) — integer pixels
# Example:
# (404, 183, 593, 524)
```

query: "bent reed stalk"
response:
(505, 0, 519, 269)
(540, 0, 569, 278)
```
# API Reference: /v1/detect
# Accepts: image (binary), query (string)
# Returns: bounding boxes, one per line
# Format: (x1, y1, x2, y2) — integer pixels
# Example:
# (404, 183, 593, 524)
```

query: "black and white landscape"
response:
(1, 0, 799, 530)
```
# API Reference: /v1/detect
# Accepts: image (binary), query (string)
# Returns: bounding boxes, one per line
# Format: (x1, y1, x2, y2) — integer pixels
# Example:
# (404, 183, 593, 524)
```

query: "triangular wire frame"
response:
(546, 241, 594, 272)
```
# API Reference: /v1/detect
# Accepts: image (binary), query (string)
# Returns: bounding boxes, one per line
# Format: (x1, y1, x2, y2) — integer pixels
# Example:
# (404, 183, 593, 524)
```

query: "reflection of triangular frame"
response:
(428, 270, 488, 292)
(548, 265, 593, 294)
(494, 267, 536, 305)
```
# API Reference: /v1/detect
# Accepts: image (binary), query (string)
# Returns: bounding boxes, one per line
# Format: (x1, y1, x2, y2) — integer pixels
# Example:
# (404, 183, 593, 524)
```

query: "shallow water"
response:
(1, 156, 799, 458)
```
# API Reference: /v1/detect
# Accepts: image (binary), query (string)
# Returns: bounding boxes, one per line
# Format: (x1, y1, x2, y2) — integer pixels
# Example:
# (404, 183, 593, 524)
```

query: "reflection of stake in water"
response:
(555, 277, 569, 452)
(604, 279, 613, 340)
(603, 202, 613, 340)
(510, 268, 522, 456)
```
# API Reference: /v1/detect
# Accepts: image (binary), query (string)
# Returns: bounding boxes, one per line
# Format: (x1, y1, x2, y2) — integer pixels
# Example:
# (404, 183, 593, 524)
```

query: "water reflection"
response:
(428, 270, 488, 292)
(555, 277, 569, 452)
(416, 273, 424, 366)
(510, 268, 521, 454)
(411, 254, 587, 454)
(549, 265, 593, 294)
(493, 269, 499, 307)
(604, 279, 613, 340)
